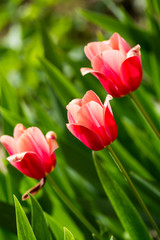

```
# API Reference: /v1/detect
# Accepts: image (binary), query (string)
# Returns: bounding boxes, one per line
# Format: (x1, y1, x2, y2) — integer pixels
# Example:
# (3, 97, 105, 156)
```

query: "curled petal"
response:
(121, 56, 142, 91)
(104, 95, 113, 113)
(127, 45, 141, 58)
(22, 177, 46, 201)
(0, 135, 17, 155)
(81, 67, 121, 97)
(66, 123, 105, 151)
(13, 124, 26, 140)
(8, 152, 45, 180)
(81, 67, 96, 76)
(46, 131, 59, 154)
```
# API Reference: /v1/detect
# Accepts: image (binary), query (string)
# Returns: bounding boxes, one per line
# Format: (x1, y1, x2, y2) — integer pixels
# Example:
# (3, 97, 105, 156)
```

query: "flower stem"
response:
(129, 92, 160, 140)
(47, 175, 103, 240)
(107, 145, 160, 237)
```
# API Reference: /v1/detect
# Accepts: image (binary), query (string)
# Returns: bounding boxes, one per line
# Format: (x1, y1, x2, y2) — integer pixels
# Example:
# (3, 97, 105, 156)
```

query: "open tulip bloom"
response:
(66, 90, 118, 151)
(0, 124, 59, 199)
(81, 33, 142, 98)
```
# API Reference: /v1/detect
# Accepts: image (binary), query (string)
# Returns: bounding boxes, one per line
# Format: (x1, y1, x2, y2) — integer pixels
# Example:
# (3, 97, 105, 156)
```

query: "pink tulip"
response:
(81, 33, 142, 98)
(66, 90, 118, 151)
(0, 124, 59, 180)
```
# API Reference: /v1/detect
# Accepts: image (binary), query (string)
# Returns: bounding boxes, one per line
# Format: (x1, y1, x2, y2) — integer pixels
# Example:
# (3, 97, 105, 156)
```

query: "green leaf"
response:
(30, 195, 51, 240)
(40, 57, 81, 105)
(45, 213, 64, 240)
(0, 106, 31, 128)
(92, 153, 152, 240)
(31, 101, 62, 134)
(131, 172, 160, 203)
(111, 140, 154, 180)
(81, 10, 160, 55)
(14, 196, 37, 240)
(40, 25, 63, 69)
(64, 227, 75, 240)
(0, 75, 18, 135)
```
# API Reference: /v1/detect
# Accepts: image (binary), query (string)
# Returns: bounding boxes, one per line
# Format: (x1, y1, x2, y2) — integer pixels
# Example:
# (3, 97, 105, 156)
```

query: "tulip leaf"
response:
(131, 172, 160, 202)
(30, 195, 51, 240)
(111, 140, 154, 180)
(0, 107, 31, 128)
(81, 10, 160, 55)
(31, 101, 62, 134)
(14, 196, 37, 240)
(0, 76, 18, 135)
(40, 57, 81, 105)
(92, 152, 152, 240)
(45, 213, 64, 240)
(64, 227, 75, 240)
(40, 25, 63, 69)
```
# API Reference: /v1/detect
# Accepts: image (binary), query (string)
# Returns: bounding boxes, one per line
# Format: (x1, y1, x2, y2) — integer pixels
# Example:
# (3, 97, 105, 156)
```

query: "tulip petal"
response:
(90, 51, 128, 95)
(7, 151, 45, 180)
(46, 131, 59, 154)
(84, 41, 111, 61)
(110, 32, 130, 54)
(13, 124, 26, 140)
(81, 67, 121, 98)
(77, 102, 112, 145)
(17, 127, 50, 161)
(0, 135, 17, 155)
(66, 101, 81, 123)
(82, 90, 102, 106)
(127, 45, 141, 58)
(66, 123, 105, 151)
(104, 102, 118, 141)
(77, 101, 104, 129)
(121, 56, 142, 91)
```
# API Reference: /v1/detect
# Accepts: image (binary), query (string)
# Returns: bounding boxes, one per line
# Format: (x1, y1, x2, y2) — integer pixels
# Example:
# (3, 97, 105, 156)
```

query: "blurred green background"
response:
(0, 0, 160, 239)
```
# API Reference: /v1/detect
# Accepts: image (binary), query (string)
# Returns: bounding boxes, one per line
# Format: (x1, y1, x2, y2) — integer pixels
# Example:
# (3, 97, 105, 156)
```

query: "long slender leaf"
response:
(93, 153, 152, 240)
(30, 195, 51, 240)
(14, 196, 37, 240)
(40, 57, 81, 105)
(64, 227, 75, 240)
(45, 213, 64, 240)
(81, 10, 160, 55)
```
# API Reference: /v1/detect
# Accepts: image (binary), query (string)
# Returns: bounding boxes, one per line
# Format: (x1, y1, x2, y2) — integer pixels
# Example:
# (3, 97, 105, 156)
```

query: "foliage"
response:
(0, 0, 160, 239)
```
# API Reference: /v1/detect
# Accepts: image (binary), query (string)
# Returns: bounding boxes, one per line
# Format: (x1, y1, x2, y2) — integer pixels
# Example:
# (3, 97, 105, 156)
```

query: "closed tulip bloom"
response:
(81, 33, 142, 98)
(66, 90, 118, 151)
(0, 124, 59, 180)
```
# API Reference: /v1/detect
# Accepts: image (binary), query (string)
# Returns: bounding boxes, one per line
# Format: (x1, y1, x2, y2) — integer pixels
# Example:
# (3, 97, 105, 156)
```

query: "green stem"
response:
(47, 175, 103, 240)
(107, 145, 160, 238)
(129, 92, 160, 140)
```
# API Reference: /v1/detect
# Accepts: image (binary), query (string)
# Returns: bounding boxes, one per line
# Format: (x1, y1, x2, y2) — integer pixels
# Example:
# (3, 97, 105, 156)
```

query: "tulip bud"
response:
(66, 90, 118, 151)
(81, 33, 142, 98)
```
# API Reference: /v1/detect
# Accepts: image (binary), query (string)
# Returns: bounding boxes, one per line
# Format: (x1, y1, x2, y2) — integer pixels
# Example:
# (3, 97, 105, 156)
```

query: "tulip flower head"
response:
(81, 33, 142, 98)
(0, 124, 59, 199)
(66, 90, 118, 151)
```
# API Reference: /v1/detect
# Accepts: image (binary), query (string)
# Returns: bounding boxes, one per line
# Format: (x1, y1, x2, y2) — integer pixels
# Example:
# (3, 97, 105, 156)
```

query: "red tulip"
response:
(0, 124, 59, 180)
(81, 33, 142, 98)
(66, 90, 118, 151)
